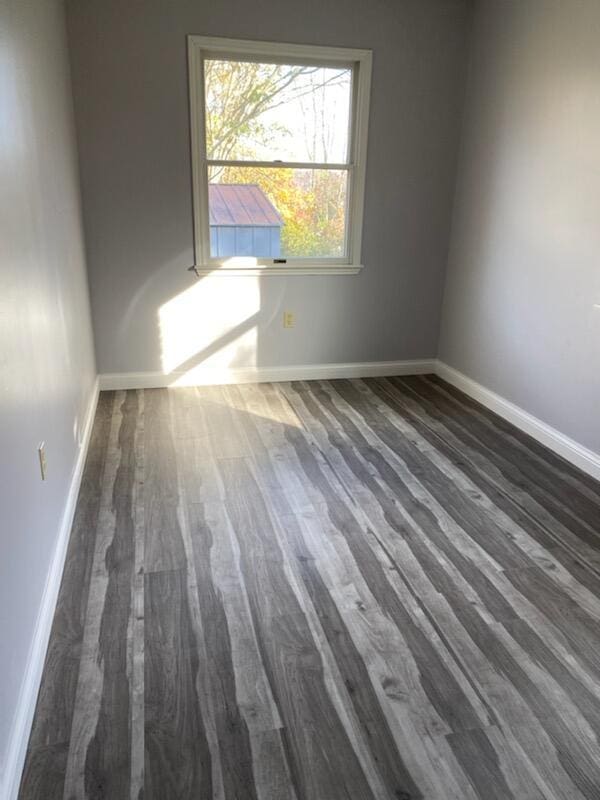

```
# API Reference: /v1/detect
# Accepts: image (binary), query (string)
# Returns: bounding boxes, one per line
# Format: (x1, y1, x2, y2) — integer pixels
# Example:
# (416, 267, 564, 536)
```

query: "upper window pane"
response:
(204, 59, 352, 164)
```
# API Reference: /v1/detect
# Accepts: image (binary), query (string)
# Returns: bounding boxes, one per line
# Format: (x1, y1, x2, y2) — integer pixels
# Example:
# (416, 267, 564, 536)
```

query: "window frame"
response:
(188, 35, 372, 276)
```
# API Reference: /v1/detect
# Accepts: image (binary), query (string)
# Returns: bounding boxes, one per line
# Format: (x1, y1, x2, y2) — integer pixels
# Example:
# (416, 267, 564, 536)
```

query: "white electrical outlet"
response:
(38, 442, 47, 481)
(283, 311, 295, 328)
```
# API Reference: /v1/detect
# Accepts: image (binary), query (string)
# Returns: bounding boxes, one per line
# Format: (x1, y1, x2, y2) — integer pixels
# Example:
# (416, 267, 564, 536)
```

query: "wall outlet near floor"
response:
(283, 310, 295, 328)
(38, 442, 47, 481)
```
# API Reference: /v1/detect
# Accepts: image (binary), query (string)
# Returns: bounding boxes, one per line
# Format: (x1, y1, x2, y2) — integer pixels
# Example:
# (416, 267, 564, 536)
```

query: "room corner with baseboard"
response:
(435, 0, 600, 483)
(3, 0, 600, 798)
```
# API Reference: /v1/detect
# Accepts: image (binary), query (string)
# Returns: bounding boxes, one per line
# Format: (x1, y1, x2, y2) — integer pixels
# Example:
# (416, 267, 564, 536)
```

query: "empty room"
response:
(2, 0, 600, 797)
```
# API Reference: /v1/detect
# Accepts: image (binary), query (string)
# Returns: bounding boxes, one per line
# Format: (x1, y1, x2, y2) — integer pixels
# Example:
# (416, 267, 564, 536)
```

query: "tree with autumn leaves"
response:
(204, 59, 348, 257)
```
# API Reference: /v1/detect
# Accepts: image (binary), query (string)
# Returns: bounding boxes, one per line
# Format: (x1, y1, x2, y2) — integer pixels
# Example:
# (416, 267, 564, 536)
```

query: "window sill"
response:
(188, 264, 363, 277)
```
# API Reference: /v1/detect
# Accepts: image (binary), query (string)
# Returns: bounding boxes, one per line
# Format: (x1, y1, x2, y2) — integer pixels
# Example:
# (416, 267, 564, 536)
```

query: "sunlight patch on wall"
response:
(158, 275, 260, 376)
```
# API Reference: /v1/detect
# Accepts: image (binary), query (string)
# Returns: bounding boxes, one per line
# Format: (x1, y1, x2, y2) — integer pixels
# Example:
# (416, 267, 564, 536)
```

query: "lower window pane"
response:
(208, 167, 348, 260)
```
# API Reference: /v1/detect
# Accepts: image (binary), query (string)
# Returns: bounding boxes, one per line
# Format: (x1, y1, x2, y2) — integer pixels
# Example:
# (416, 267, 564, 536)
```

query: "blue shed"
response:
(209, 184, 283, 258)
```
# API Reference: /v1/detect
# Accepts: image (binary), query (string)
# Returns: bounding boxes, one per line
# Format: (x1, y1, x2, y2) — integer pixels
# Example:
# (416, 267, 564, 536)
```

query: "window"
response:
(188, 36, 372, 275)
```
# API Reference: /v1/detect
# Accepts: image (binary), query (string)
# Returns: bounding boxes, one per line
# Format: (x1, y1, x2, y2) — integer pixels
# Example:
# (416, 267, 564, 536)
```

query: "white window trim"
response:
(187, 35, 372, 276)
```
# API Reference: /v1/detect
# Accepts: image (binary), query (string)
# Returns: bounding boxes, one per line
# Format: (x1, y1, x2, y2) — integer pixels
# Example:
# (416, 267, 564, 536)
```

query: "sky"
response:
(205, 60, 353, 164)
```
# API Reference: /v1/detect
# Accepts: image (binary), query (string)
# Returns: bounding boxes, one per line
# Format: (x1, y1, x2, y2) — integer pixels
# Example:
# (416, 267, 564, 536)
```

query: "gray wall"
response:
(439, 0, 600, 454)
(0, 0, 96, 785)
(66, 0, 471, 379)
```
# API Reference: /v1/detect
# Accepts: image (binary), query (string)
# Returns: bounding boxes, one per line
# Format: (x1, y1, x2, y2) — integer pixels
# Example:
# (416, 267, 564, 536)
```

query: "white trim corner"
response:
(435, 361, 600, 482)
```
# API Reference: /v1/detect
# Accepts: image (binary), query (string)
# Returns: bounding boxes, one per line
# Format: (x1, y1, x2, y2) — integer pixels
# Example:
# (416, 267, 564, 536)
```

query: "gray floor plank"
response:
(18, 377, 600, 800)
(144, 568, 213, 799)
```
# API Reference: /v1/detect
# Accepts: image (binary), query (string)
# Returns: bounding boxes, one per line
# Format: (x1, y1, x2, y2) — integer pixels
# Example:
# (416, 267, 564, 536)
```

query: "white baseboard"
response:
(435, 361, 600, 482)
(3, 377, 100, 800)
(99, 359, 437, 390)
(98, 360, 599, 480)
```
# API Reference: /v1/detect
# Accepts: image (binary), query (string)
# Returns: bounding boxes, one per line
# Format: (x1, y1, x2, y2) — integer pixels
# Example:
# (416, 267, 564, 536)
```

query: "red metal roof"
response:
(209, 184, 282, 227)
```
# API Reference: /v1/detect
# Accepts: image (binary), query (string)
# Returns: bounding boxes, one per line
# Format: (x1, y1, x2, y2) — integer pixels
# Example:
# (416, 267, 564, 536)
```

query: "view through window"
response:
(189, 38, 372, 271)
(205, 60, 351, 259)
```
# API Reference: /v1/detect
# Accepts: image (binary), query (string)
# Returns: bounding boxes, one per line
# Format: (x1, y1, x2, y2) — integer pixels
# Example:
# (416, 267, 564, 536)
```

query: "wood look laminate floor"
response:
(18, 376, 600, 800)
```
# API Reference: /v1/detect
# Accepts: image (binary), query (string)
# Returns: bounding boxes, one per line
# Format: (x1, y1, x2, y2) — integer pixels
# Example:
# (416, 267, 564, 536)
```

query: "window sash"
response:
(188, 36, 372, 273)
(207, 160, 353, 171)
